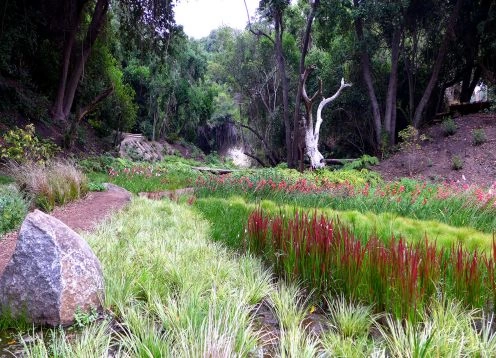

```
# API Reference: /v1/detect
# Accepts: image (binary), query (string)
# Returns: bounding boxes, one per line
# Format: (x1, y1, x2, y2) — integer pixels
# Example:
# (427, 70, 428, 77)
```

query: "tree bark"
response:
(412, 0, 463, 127)
(353, 7, 382, 147)
(292, 0, 320, 169)
(51, 2, 86, 123)
(384, 28, 401, 144)
(273, 11, 292, 168)
(303, 73, 351, 169)
(51, 0, 110, 125)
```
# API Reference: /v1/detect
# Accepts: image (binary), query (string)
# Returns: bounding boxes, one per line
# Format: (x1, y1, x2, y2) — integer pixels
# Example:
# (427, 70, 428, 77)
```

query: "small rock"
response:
(0, 210, 105, 326)
(103, 183, 132, 201)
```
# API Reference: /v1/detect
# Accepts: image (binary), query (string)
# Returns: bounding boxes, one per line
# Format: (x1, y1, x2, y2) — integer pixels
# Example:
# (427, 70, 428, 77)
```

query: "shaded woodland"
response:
(0, 0, 494, 166)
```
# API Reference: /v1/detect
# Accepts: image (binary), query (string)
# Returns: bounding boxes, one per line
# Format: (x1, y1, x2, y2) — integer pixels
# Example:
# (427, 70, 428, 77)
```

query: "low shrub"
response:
(451, 155, 463, 170)
(6, 160, 88, 212)
(342, 155, 379, 170)
(442, 117, 458, 136)
(78, 155, 133, 173)
(0, 124, 59, 163)
(472, 128, 487, 146)
(0, 185, 28, 234)
(88, 182, 106, 192)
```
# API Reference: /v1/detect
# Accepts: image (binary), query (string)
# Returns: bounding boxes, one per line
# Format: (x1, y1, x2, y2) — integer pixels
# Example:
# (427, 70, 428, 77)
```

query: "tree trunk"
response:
(51, 0, 109, 124)
(413, 0, 463, 127)
(51, 2, 86, 123)
(304, 77, 351, 169)
(460, 67, 482, 103)
(354, 8, 382, 147)
(292, 0, 320, 169)
(384, 28, 401, 144)
(273, 11, 292, 168)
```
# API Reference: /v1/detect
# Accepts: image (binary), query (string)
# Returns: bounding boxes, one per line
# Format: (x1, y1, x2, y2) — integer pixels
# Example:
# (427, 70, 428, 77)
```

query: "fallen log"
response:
(191, 166, 236, 175)
(324, 158, 357, 165)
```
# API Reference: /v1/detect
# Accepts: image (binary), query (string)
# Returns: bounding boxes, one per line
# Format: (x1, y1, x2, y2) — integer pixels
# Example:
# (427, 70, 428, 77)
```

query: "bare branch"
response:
(315, 78, 351, 141)
(243, 0, 275, 44)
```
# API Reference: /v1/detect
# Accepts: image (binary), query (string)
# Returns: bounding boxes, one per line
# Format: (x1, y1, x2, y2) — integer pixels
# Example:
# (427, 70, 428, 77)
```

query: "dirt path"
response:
(0, 188, 131, 278)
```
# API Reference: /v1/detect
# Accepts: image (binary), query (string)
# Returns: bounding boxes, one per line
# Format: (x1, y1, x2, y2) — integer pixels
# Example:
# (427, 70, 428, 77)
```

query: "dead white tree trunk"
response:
(304, 77, 351, 169)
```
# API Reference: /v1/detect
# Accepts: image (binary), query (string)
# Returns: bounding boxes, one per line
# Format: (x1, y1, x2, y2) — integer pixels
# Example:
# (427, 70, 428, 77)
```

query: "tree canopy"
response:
(0, 0, 494, 163)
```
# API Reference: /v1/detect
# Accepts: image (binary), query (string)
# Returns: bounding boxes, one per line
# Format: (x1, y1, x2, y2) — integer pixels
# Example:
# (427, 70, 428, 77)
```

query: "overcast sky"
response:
(175, 0, 260, 39)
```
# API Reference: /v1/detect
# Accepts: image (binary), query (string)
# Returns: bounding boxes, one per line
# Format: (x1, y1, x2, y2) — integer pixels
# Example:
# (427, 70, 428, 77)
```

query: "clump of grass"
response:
(5, 160, 88, 211)
(472, 128, 487, 146)
(326, 296, 374, 339)
(195, 175, 496, 234)
(375, 299, 496, 356)
(451, 155, 464, 170)
(442, 117, 458, 136)
(0, 184, 28, 234)
(86, 198, 272, 356)
(246, 208, 496, 320)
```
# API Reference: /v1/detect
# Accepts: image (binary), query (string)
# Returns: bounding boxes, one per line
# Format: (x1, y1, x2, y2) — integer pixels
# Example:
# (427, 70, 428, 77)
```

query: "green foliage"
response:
(0, 185, 28, 234)
(451, 155, 464, 170)
(83, 156, 207, 194)
(195, 196, 493, 253)
(78, 155, 134, 173)
(195, 174, 496, 235)
(88, 182, 106, 192)
(0, 124, 59, 163)
(0, 174, 13, 185)
(398, 125, 424, 151)
(442, 117, 458, 136)
(342, 155, 379, 170)
(82, 39, 138, 137)
(74, 307, 99, 329)
(472, 128, 487, 146)
(83, 199, 270, 356)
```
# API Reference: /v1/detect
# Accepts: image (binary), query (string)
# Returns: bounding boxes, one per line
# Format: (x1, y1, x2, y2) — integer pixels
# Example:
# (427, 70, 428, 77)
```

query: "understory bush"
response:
(0, 185, 28, 234)
(0, 124, 59, 163)
(5, 161, 88, 211)
(82, 155, 207, 193)
(442, 117, 458, 136)
(472, 128, 487, 146)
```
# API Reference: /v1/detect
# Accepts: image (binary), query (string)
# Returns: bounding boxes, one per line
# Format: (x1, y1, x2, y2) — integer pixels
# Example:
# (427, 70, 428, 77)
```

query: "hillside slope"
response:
(376, 113, 496, 186)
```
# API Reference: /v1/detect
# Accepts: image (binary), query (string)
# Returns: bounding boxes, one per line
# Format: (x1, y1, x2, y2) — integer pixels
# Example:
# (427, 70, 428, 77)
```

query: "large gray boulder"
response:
(0, 210, 104, 326)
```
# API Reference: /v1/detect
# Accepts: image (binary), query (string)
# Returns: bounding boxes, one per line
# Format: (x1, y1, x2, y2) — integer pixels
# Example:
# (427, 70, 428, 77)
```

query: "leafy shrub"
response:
(0, 124, 59, 163)
(342, 155, 379, 170)
(78, 155, 133, 173)
(472, 128, 487, 146)
(88, 182, 106, 192)
(451, 155, 463, 170)
(442, 118, 458, 136)
(0, 185, 28, 234)
(6, 160, 88, 212)
(398, 126, 427, 174)
(315, 169, 382, 186)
